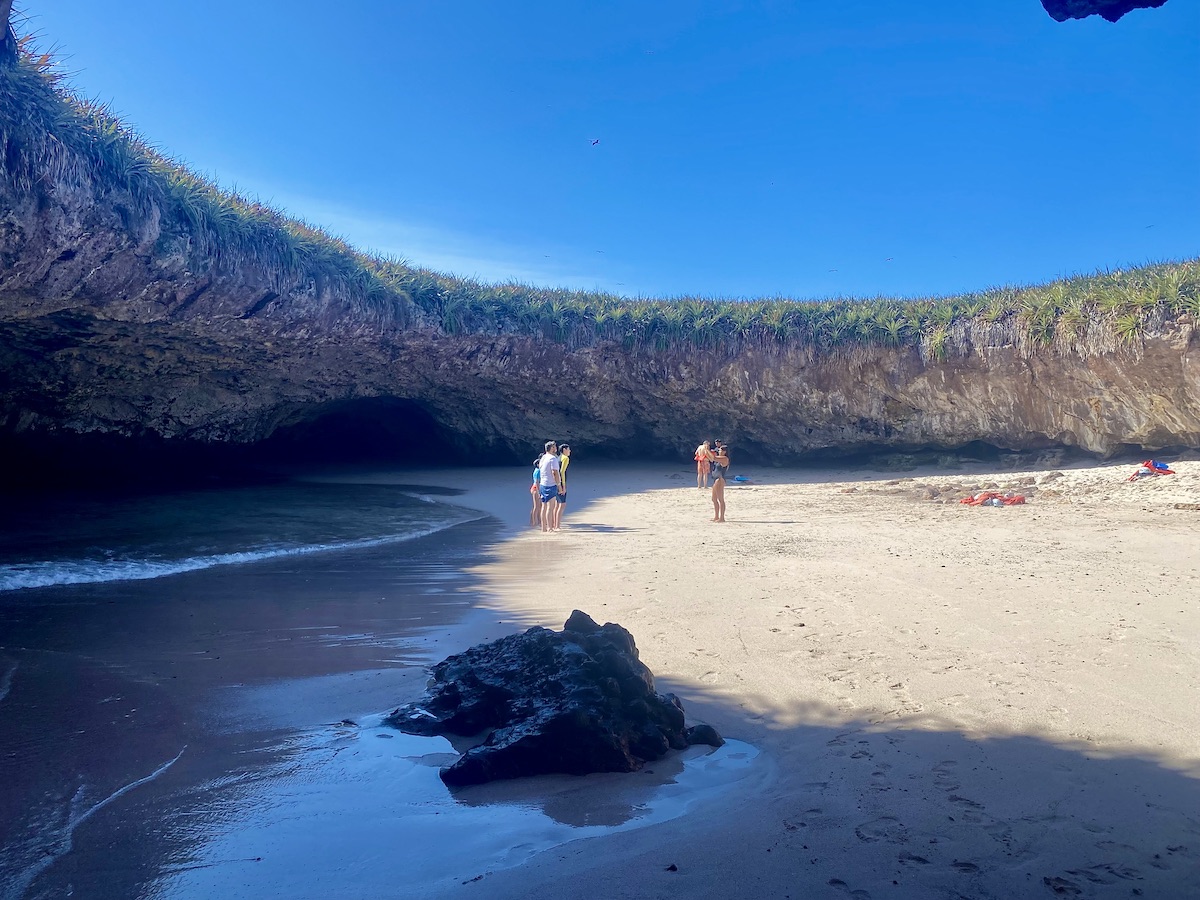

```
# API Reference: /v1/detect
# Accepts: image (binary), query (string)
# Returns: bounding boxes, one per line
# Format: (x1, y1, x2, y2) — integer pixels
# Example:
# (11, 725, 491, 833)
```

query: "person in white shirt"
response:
(537, 440, 563, 532)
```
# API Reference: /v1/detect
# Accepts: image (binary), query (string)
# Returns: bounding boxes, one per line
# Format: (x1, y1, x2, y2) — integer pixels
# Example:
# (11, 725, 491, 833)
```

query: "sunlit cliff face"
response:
(1, 44, 1197, 481)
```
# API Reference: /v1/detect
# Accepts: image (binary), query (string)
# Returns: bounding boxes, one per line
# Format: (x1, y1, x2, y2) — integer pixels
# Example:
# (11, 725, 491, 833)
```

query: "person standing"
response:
(695, 440, 712, 489)
(710, 441, 729, 523)
(538, 440, 563, 532)
(553, 444, 571, 529)
(529, 456, 543, 527)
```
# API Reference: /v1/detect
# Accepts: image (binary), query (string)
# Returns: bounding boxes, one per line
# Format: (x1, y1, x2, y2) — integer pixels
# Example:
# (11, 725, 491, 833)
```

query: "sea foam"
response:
(0, 515, 484, 592)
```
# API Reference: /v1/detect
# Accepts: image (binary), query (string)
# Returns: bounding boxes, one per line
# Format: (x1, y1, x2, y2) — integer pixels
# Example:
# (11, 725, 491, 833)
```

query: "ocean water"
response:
(0, 474, 507, 900)
(0, 473, 752, 900)
(0, 480, 486, 592)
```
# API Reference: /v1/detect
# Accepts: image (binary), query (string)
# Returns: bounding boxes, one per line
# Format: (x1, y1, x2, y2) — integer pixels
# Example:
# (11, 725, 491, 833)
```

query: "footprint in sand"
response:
(947, 794, 985, 810)
(946, 793, 990, 828)
(826, 733, 854, 748)
(1043, 874, 1083, 895)
(1066, 863, 1141, 884)
(826, 878, 871, 899)
(933, 760, 960, 791)
(699, 671, 721, 684)
(855, 816, 907, 844)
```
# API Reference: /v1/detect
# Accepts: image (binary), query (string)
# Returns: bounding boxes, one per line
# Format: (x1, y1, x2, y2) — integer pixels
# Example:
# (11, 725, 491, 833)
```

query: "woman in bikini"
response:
(695, 440, 712, 489)
(710, 441, 729, 522)
(529, 456, 542, 527)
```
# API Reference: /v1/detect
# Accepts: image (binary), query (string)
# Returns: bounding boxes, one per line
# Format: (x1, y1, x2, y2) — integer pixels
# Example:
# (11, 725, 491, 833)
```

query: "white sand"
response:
(417, 457, 1200, 899)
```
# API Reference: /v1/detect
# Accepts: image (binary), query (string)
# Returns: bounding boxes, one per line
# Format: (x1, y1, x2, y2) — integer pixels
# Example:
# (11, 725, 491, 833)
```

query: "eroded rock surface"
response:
(1041, 0, 1168, 21)
(1, 57, 1198, 468)
(384, 610, 723, 786)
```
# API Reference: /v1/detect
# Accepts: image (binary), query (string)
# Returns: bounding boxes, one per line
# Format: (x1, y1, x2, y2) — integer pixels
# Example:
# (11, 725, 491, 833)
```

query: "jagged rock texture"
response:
(0, 61, 1197, 466)
(1041, 0, 1169, 21)
(385, 610, 721, 786)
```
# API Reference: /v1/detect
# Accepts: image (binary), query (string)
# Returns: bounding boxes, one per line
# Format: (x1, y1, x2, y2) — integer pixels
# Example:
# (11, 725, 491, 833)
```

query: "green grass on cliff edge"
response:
(1, 32, 1198, 360)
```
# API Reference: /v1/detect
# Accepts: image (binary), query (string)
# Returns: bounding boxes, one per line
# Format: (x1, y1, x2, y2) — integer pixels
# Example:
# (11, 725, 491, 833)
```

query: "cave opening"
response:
(252, 397, 458, 466)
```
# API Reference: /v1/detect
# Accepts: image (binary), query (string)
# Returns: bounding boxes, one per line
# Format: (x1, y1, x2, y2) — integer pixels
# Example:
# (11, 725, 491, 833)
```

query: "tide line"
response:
(0, 514, 487, 593)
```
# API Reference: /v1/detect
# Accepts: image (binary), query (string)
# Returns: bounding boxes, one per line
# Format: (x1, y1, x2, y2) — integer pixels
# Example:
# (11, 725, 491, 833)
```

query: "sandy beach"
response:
(3, 457, 1198, 899)
(421, 456, 1200, 899)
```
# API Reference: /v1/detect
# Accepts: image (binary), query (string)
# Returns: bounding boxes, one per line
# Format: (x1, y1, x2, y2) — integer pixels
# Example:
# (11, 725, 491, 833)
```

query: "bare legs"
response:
(530, 487, 541, 527)
(697, 462, 709, 489)
(711, 478, 726, 522)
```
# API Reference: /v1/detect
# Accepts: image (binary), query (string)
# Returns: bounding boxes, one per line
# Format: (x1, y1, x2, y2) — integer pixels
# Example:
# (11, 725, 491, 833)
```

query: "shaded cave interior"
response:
(2, 390, 1130, 496)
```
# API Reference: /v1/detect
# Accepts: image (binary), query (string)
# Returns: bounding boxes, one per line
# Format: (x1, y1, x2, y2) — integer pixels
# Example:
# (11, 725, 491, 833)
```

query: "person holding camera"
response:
(710, 441, 729, 522)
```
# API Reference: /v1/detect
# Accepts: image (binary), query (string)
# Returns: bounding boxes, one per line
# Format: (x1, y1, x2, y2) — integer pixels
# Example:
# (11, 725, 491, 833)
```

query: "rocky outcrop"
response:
(384, 610, 722, 786)
(1, 60, 1198, 470)
(2, 295, 1196, 468)
(1041, 0, 1169, 21)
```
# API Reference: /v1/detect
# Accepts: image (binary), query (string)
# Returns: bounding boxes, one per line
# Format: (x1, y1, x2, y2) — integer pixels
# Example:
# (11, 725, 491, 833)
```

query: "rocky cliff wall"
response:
(1, 65, 1197, 470)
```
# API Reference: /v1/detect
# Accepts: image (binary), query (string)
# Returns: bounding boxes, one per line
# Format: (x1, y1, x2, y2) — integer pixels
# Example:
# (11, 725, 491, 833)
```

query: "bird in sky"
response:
(590, 139, 600, 146)
(885, 257, 894, 262)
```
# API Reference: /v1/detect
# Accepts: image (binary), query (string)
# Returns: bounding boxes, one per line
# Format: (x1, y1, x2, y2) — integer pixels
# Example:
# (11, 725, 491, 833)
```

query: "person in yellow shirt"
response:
(553, 444, 571, 530)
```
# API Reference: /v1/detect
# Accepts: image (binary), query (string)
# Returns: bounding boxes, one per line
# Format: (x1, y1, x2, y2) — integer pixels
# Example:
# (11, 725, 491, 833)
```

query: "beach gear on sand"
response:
(1126, 459, 1175, 482)
(960, 491, 1026, 507)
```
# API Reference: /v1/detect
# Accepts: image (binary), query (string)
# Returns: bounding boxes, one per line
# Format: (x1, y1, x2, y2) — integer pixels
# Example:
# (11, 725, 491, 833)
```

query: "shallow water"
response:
(0, 472, 752, 900)
(0, 480, 482, 592)
(147, 722, 757, 900)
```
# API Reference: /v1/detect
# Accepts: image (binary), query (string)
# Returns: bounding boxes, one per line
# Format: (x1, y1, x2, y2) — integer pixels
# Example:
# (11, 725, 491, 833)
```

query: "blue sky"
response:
(20, 1, 1200, 300)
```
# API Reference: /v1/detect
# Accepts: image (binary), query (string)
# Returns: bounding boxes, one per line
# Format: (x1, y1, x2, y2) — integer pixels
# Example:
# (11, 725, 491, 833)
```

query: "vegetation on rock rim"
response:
(2, 31, 1198, 363)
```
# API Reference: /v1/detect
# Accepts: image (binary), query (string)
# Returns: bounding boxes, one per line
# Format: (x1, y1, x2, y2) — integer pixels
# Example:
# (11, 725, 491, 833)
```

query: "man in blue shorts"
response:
(537, 440, 562, 532)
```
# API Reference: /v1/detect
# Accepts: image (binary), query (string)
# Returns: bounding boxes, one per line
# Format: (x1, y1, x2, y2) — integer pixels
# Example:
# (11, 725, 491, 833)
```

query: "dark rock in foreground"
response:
(384, 610, 723, 786)
(1041, 0, 1168, 21)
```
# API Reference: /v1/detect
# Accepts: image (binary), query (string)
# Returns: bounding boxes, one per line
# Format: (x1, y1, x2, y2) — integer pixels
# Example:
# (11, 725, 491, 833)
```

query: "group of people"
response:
(530, 440, 571, 531)
(694, 440, 730, 522)
(527, 437, 725, 530)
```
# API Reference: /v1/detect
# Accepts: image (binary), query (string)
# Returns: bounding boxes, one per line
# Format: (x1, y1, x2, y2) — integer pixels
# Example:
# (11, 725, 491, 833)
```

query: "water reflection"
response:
(149, 719, 757, 900)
